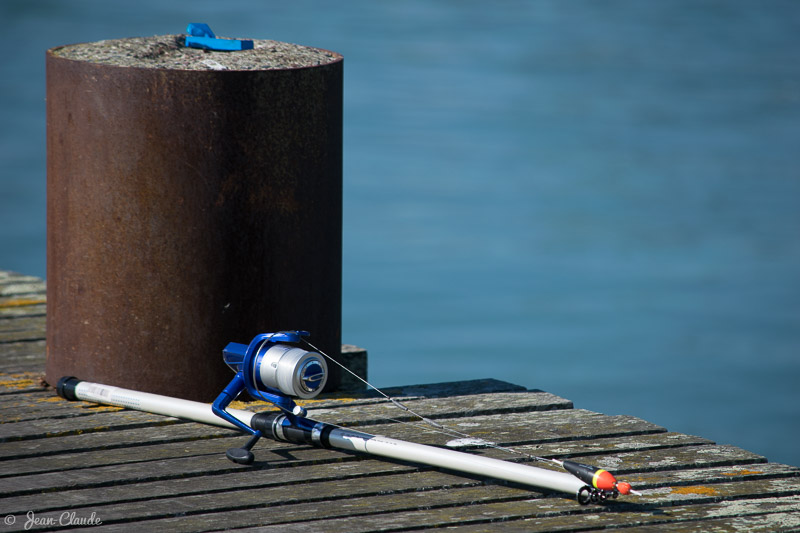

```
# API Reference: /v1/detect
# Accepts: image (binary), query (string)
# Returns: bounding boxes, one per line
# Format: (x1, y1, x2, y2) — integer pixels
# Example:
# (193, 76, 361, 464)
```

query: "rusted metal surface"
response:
(45, 44, 343, 401)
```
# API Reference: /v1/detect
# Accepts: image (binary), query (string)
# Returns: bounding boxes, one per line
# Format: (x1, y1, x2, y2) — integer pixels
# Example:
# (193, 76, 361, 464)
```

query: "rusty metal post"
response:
(45, 36, 343, 401)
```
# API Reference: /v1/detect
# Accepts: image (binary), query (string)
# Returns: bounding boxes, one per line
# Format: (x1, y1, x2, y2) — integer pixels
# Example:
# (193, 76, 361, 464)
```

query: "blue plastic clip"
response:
(185, 23, 254, 51)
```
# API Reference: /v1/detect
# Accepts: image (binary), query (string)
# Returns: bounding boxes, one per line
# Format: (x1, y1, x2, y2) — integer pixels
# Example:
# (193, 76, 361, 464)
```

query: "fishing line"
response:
(304, 338, 640, 497)
(303, 339, 569, 466)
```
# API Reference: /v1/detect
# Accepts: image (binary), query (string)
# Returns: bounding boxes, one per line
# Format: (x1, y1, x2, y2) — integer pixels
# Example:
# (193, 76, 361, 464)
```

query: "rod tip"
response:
(616, 482, 632, 495)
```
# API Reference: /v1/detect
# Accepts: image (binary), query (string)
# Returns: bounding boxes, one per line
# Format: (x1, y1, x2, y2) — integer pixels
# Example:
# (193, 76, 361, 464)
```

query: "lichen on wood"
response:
(51, 34, 340, 71)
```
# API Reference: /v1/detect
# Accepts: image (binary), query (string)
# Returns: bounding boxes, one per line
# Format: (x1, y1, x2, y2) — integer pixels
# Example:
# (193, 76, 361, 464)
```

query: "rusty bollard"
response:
(45, 33, 343, 401)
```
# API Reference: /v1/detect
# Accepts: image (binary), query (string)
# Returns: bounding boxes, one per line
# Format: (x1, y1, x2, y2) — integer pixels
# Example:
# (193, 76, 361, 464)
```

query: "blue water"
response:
(2, 1, 799, 468)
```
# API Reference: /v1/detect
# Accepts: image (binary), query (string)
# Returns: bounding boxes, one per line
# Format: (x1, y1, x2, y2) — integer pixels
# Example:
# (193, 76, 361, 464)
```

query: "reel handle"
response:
(226, 433, 262, 465)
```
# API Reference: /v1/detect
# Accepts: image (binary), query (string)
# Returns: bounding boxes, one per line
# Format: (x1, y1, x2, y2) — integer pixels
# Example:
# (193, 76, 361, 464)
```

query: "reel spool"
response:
(225, 335, 327, 400)
(255, 343, 326, 399)
(222, 331, 327, 406)
(212, 330, 327, 464)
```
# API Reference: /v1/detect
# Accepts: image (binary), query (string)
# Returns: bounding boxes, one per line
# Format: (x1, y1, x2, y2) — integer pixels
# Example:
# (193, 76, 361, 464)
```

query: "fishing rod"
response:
(56, 330, 639, 504)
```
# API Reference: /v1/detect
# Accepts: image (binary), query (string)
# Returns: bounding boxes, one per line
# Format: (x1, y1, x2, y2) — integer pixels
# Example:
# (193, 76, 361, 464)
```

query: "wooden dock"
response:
(2, 270, 799, 531)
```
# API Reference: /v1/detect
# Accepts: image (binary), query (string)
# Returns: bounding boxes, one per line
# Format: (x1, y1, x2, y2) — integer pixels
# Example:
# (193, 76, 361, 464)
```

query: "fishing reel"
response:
(211, 330, 327, 465)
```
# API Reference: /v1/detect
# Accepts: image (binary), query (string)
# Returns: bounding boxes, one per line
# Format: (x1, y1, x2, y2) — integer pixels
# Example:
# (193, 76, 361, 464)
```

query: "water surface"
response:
(1, 0, 798, 467)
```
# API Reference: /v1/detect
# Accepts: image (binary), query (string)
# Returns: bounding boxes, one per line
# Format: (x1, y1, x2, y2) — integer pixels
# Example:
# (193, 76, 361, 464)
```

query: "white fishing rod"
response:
(56, 331, 639, 504)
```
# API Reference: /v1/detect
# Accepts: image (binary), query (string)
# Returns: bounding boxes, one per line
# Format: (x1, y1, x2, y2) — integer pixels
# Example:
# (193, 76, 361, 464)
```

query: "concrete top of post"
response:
(49, 34, 341, 71)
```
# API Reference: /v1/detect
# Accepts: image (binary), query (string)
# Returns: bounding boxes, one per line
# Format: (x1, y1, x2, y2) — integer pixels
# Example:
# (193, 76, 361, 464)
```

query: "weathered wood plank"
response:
(0, 343, 46, 374)
(0, 315, 47, 339)
(375, 379, 525, 397)
(0, 385, 575, 440)
(0, 271, 42, 283)
(43, 477, 800, 533)
(305, 393, 574, 429)
(0, 407, 189, 442)
(0, 392, 570, 443)
(11, 470, 516, 530)
(613, 443, 768, 474)
(0, 407, 666, 486)
(0, 371, 46, 395)
(7, 482, 532, 532)
(14, 423, 224, 461)
(11, 460, 785, 532)
(0, 443, 381, 499)
(0, 431, 719, 503)
(0, 388, 573, 427)
(0, 303, 46, 318)
(0, 377, 531, 415)
(0, 391, 111, 422)
(0, 383, 682, 468)
(0, 423, 769, 509)
(0, 279, 45, 295)
(0, 422, 709, 479)
(243, 483, 795, 532)
(5, 455, 787, 522)
(8, 460, 797, 533)
(1, 400, 776, 527)
(640, 462, 800, 486)
(366, 409, 666, 448)
(1, 398, 797, 533)
(397, 496, 800, 533)
(0, 279, 46, 315)
(0, 419, 231, 461)
(0, 409, 671, 496)
(0, 456, 421, 516)
(617, 507, 800, 533)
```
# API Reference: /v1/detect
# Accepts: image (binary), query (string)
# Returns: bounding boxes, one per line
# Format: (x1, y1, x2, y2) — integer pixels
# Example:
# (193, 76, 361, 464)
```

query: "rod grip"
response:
(250, 413, 318, 446)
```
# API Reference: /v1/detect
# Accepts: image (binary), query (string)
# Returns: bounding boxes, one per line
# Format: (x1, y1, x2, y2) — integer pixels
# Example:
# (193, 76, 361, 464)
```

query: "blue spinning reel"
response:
(212, 330, 328, 464)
